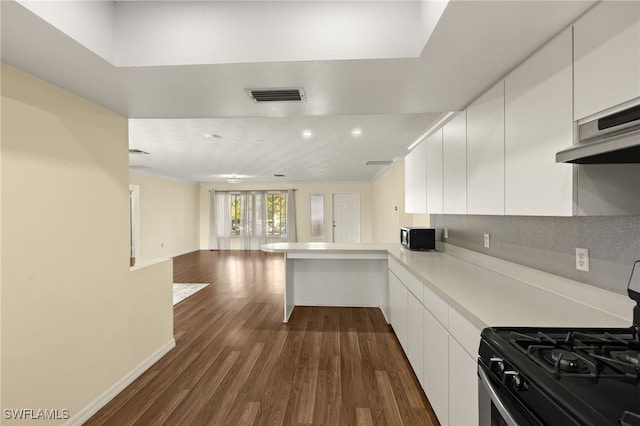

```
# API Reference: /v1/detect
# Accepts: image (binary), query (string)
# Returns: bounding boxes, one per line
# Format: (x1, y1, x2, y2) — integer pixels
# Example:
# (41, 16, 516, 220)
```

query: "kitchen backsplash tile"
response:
(433, 215, 640, 295)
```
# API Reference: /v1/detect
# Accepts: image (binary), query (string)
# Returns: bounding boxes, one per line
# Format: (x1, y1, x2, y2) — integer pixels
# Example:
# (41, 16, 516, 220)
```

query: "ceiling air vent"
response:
(366, 160, 393, 166)
(248, 88, 305, 103)
(129, 149, 149, 155)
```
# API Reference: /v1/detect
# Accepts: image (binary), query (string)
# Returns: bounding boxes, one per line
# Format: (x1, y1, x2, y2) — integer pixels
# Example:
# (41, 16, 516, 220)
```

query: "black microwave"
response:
(400, 227, 436, 251)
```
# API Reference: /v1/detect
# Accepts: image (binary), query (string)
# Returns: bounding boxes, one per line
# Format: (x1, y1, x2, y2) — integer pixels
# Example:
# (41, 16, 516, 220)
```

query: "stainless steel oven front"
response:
(478, 362, 538, 426)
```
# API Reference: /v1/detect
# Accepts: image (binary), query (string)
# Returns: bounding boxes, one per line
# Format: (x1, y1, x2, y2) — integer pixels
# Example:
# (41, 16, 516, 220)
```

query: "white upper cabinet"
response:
(466, 81, 505, 215)
(404, 149, 415, 213)
(505, 27, 574, 216)
(426, 130, 443, 214)
(405, 140, 428, 214)
(574, 0, 640, 121)
(443, 112, 467, 214)
(413, 140, 428, 214)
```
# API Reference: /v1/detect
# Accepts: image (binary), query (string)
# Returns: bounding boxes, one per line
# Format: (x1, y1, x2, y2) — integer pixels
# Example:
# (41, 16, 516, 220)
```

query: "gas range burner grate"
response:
(582, 348, 640, 377)
(508, 330, 640, 379)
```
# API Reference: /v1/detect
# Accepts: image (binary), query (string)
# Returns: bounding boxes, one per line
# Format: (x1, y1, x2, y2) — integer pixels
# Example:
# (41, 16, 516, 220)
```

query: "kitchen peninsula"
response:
(261, 242, 395, 322)
(262, 241, 632, 329)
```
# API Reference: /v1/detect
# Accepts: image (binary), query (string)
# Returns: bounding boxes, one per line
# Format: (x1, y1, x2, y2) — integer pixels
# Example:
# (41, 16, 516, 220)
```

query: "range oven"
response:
(478, 261, 640, 426)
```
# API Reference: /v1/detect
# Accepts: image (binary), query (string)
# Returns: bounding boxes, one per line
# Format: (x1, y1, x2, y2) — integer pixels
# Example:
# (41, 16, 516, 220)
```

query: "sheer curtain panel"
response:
(210, 189, 297, 250)
(240, 192, 268, 250)
(211, 191, 232, 250)
(286, 189, 297, 242)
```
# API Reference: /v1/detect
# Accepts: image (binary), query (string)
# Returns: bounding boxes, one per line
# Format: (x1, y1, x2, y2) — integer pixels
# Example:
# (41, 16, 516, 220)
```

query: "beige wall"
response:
(199, 182, 373, 247)
(129, 173, 200, 263)
(1, 65, 173, 424)
(370, 159, 431, 243)
(371, 160, 411, 242)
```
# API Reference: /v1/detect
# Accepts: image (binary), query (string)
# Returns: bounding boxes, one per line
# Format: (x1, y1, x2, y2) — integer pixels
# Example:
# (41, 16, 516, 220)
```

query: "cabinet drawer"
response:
(388, 257, 423, 303)
(423, 284, 448, 329)
(448, 307, 482, 359)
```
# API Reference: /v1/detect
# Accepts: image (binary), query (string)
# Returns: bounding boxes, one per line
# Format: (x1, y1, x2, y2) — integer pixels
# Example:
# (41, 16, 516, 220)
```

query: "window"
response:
(231, 194, 241, 235)
(310, 193, 325, 239)
(267, 193, 287, 236)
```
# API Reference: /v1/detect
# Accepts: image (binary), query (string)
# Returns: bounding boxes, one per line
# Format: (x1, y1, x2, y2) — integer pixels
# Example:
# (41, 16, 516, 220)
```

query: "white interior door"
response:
(333, 193, 360, 243)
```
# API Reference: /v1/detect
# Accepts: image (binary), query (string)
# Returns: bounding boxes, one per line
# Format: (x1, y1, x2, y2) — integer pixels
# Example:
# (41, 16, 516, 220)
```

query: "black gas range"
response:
(478, 261, 640, 426)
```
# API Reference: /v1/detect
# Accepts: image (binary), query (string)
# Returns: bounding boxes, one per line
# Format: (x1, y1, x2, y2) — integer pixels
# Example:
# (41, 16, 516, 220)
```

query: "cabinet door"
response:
(574, 0, 640, 120)
(381, 269, 391, 323)
(413, 141, 428, 214)
(423, 308, 449, 425)
(404, 150, 415, 213)
(426, 130, 443, 214)
(448, 338, 479, 426)
(443, 112, 467, 214)
(407, 292, 424, 387)
(388, 271, 408, 351)
(467, 81, 505, 215)
(505, 28, 574, 216)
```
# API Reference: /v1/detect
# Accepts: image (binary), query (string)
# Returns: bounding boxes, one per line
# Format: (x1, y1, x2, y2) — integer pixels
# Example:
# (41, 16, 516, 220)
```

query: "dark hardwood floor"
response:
(86, 250, 440, 425)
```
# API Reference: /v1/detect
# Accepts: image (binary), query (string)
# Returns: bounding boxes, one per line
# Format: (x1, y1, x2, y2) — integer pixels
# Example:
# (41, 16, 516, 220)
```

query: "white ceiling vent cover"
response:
(129, 149, 150, 154)
(365, 160, 393, 166)
(248, 88, 305, 103)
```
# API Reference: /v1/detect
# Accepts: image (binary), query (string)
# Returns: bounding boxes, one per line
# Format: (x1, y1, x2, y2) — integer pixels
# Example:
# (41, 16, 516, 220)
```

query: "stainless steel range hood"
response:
(556, 102, 640, 164)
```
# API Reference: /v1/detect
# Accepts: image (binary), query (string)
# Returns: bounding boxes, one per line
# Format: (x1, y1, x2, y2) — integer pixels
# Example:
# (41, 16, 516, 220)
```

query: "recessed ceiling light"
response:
(302, 130, 312, 139)
(227, 178, 242, 184)
(352, 128, 362, 136)
(203, 133, 221, 139)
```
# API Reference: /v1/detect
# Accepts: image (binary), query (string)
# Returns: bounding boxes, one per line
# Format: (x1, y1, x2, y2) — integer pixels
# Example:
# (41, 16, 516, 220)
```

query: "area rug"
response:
(173, 283, 209, 305)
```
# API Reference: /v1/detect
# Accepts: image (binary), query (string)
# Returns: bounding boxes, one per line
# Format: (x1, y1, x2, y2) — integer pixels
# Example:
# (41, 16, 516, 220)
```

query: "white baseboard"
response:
(65, 338, 176, 426)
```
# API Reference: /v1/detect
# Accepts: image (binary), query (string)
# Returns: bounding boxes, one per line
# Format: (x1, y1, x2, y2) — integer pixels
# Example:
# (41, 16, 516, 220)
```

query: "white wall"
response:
(1, 65, 173, 424)
(115, 1, 426, 66)
(17, 0, 116, 62)
(129, 173, 200, 263)
(199, 182, 373, 248)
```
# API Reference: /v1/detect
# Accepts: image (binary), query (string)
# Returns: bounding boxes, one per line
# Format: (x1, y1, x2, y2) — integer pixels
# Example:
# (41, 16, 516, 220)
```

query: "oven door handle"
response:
(478, 365, 520, 426)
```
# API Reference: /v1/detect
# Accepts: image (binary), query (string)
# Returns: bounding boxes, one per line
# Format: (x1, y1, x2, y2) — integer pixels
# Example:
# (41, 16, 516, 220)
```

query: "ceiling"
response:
(1, 0, 596, 184)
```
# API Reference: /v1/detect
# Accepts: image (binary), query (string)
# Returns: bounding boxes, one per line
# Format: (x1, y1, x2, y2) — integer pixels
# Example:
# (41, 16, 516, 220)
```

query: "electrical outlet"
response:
(576, 248, 589, 272)
(444, 228, 448, 239)
(484, 233, 490, 248)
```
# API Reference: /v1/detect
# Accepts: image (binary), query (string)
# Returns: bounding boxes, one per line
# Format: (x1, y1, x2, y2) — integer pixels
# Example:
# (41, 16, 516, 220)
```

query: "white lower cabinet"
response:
(407, 292, 424, 387)
(389, 270, 408, 351)
(423, 308, 449, 425)
(388, 262, 480, 426)
(449, 338, 479, 426)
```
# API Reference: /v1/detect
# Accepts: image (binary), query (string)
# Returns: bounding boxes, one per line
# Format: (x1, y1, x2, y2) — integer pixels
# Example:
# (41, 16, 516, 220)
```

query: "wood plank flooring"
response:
(86, 250, 440, 425)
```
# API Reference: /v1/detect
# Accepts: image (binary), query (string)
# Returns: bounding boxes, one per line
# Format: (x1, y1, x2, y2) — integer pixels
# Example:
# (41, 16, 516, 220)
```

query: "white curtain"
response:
(239, 192, 268, 250)
(285, 188, 297, 242)
(209, 191, 232, 250)
(209, 189, 297, 250)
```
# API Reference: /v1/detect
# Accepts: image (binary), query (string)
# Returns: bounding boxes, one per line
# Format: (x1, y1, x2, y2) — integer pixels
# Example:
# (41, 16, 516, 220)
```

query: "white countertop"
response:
(261, 242, 397, 253)
(262, 242, 634, 330)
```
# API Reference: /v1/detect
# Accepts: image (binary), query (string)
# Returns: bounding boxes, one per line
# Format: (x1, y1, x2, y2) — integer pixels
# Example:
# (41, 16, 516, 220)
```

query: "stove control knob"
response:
(503, 371, 524, 391)
(489, 357, 505, 375)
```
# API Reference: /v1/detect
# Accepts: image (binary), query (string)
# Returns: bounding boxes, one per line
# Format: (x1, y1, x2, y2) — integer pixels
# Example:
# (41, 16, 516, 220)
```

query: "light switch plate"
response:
(484, 233, 490, 248)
